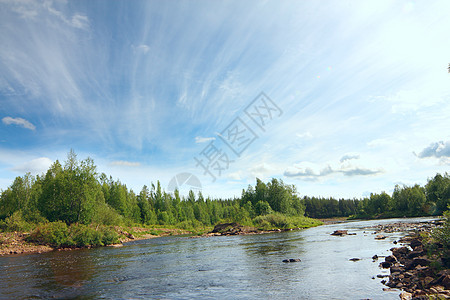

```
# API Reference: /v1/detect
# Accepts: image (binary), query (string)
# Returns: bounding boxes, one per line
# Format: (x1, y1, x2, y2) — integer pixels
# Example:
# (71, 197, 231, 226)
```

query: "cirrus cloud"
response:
(109, 160, 141, 167)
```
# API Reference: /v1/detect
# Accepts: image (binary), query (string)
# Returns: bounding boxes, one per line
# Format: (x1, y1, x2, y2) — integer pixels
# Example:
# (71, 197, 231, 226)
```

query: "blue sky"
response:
(1, 0, 449, 199)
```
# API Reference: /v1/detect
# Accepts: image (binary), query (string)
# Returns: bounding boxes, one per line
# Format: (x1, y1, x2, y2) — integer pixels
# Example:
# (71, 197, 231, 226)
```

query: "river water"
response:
(0, 217, 436, 299)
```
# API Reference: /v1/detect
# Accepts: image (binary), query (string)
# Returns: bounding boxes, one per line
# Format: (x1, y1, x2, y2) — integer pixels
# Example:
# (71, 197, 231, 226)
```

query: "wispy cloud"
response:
(2, 117, 36, 130)
(109, 161, 141, 167)
(195, 136, 216, 144)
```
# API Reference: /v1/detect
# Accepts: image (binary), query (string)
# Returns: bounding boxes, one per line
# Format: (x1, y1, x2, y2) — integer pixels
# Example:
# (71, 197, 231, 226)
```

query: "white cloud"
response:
(71, 14, 89, 30)
(284, 156, 382, 180)
(340, 154, 360, 163)
(367, 138, 391, 148)
(195, 136, 216, 144)
(135, 44, 150, 54)
(416, 141, 450, 165)
(227, 171, 243, 180)
(296, 132, 313, 139)
(2, 116, 36, 130)
(109, 160, 141, 167)
(12, 157, 53, 174)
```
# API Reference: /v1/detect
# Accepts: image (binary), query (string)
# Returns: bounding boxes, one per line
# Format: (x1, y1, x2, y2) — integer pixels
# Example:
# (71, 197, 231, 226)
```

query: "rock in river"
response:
(331, 230, 348, 236)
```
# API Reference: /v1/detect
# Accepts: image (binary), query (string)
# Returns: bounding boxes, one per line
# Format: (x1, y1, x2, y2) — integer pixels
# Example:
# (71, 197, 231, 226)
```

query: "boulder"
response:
(331, 230, 348, 236)
(410, 238, 422, 249)
(391, 246, 410, 257)
(385, 255, 397, 263)
(407, 249, 425, 259)
(405, 257, 431, 270)
(375, 234, 387, 240)
(283, 258, 301, 263)
(211, 223, 243, 235)
(349, 258, 360, 262)
(442, 275, 450, 289)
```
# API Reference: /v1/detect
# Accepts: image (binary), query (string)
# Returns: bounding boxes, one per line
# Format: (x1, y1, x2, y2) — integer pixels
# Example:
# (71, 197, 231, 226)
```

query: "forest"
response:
(0, 151, 449, 247)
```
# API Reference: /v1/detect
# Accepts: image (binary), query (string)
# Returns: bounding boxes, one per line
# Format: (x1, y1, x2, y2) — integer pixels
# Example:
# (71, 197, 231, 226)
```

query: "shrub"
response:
(252, 213, 322, 230)
(29, 221, 73, 247)
(28, 222, 120, 248)
(92, 202, 124, 226)
(1, 211, 33, 232)
(433, 211, 450, 249)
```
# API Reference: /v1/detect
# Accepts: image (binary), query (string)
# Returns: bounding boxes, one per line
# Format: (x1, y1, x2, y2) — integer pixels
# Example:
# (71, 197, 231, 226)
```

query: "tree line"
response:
(302, 173, 450, 219)
(0, 151, 449, 230)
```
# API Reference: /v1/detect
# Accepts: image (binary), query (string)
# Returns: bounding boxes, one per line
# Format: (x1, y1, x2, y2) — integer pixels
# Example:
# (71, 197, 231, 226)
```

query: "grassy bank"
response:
(0, 212, 322, 256)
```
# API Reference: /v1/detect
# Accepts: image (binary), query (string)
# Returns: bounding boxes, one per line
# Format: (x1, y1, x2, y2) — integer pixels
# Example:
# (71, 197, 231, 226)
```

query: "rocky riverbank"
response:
(203, 222, 300, 237)
(374, 220, 449, 299)
(0, 231, 53, 255)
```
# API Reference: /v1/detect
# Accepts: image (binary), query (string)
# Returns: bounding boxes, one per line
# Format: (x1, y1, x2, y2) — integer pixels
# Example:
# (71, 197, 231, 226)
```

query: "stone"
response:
(392, 247, 410, 257)
(331, 230, 348, 236)
(399, 291, 412, 300)
(390, 266, 403, 273)
(283, 258, 301, 263)
(385, 255, 397, 263)
(372, 254, 379, 260)
(349, 258, 361, 262)
(410, 239, 422, 249)
(407, 249, 425, 259)
(442, 275, 450, 289)
(380, 261, 392, 268)
(375, 235, 387, 240)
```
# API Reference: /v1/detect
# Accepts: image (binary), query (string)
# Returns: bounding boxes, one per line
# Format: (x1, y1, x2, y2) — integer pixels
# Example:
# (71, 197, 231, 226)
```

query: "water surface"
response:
(0, 217, 436, 299)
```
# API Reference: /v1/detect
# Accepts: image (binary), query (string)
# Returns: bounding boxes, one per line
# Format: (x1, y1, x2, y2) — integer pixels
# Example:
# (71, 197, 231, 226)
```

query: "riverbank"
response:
(0, 226, 195, 256)
(374, 219, 449, 299)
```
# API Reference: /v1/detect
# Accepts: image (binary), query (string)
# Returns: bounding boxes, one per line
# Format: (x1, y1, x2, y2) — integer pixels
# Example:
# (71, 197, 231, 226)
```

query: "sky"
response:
(1, 0, 449, 199)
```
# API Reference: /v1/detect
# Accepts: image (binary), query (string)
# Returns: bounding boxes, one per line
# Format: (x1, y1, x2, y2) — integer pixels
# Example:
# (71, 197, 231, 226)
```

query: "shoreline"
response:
(373, 219, 449, 299)
(0, 226, 195, 256)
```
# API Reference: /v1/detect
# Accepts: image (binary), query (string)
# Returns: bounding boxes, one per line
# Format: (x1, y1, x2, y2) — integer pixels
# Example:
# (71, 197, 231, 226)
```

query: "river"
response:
(0, 217, 437, 299)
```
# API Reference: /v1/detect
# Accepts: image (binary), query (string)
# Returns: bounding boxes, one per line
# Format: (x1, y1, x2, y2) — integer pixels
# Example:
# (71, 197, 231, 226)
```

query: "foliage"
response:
(29, 221, 71, 247)
(28, 222, 119, 248)
(432, 210, 450, 250)
(253, 213, 322, 230)
(0, 211, 34, 232)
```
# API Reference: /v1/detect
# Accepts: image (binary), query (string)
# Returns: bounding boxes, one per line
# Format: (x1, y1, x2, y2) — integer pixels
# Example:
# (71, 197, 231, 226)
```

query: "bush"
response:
(92, 202, 124, 226)
(253, 213, 292, 229)
(252, 213, 322, 230)
(176, 220, 203, 231)
(0, 211, 33, 232)
(29, 221, 72, 247)
(28, 222, 120, 248)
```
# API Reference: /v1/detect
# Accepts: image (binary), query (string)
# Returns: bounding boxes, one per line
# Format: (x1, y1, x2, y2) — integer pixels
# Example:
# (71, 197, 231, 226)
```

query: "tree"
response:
(38, 152, 100, 224)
